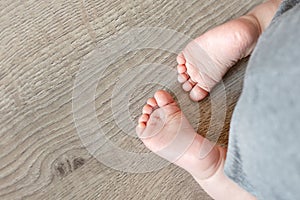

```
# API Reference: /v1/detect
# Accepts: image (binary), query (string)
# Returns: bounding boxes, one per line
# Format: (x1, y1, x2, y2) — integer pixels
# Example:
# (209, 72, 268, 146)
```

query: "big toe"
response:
(190, 85, 208, 101)
(154, 90, 175, 107)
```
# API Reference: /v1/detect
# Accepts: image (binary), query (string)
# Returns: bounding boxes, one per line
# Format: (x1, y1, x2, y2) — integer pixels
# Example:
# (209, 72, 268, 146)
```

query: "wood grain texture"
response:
(0, 0, 262, 199)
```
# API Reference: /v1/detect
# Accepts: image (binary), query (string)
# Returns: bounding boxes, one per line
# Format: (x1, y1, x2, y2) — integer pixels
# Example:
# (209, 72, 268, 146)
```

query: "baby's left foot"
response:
(136, 90, 256, 200)
(136, 90, 222, 179)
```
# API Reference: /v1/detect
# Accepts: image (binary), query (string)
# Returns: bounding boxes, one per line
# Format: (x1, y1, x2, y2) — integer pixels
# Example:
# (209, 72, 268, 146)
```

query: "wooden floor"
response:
(0, 0, 262, 199)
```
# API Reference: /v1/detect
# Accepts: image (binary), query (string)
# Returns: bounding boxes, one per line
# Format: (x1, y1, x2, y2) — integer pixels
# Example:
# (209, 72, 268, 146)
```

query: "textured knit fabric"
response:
(224, 1, 300, 199)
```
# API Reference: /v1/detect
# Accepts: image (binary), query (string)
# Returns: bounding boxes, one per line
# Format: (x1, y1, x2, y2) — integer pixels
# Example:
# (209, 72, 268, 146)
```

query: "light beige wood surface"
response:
(0, 0, 262, 199)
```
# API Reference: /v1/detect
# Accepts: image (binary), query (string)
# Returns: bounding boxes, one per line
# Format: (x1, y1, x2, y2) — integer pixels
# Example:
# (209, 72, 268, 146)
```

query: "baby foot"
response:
(177, 16, 261, 101)
(136, 90, 256, 200)
(136, 90, 223, 179)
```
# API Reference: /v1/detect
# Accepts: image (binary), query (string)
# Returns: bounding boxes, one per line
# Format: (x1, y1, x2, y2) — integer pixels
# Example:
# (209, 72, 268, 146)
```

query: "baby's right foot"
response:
(177, 16, 261, 101)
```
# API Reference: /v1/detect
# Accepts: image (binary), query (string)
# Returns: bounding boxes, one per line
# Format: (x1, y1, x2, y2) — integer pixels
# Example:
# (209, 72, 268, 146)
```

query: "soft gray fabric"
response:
(224, 1, 300, 199)
(273, 0, 300, 19)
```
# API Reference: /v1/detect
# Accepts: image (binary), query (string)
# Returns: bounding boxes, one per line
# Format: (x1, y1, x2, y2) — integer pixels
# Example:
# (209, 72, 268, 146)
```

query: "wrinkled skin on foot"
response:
(177, 16, 261, 101)
(136, 90, 222, 179)
(136, 90, 256, 200)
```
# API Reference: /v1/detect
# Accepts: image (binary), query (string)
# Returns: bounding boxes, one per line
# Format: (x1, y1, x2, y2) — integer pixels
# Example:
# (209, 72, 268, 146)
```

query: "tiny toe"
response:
(182, 80, 194, 92)
(138, 114, 149, 123)
(177, 64, 187, 74)
(190, 85, 208, 101)
(176, 52, 186, 64)
(154, 90, 175, 107)
(142, 104, 153, 114)
(147, 98, 157, 107)
(136, 122, 146, 136)
(177, 73, 189, 83)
